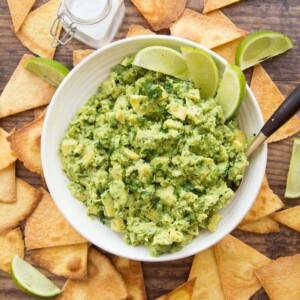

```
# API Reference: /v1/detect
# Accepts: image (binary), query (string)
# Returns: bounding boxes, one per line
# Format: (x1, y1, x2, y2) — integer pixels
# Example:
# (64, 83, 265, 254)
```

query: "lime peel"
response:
(11, 254, 61, 298)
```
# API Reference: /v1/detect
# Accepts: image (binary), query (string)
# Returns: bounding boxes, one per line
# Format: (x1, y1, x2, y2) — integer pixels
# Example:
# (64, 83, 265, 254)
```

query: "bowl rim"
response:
(42, 35, 267, 262)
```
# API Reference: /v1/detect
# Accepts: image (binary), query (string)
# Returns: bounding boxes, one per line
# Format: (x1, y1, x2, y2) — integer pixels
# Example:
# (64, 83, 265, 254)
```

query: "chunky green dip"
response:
(60, 56, 249, 257)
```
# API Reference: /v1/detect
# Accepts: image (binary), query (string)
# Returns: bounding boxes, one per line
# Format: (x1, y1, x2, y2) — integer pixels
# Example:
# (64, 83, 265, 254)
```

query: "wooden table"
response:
(0, 0, 299, 299)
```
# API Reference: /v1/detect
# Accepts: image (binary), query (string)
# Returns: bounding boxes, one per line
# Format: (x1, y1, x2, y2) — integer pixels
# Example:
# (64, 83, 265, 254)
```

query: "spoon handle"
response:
(246, 84, 300, 157)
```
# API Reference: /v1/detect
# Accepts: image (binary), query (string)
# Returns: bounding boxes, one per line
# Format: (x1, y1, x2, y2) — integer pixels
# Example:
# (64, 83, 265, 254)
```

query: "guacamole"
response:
(60, 56, 249, 257)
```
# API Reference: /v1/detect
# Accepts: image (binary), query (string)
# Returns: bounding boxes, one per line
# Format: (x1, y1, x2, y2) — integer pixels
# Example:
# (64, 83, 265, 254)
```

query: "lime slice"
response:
(215, 63, 246, 120)
(132, 46, 190, 80)
(181, 47, 219, 99)
(23, 57, 70, 87)
(11, 254, 61, 298)
(284, 138, 300, 198)
(236, 31, 294, 70)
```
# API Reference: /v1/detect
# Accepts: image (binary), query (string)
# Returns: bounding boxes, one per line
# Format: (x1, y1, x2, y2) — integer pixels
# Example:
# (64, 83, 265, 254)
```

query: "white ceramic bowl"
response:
(42, 36, 267, 262)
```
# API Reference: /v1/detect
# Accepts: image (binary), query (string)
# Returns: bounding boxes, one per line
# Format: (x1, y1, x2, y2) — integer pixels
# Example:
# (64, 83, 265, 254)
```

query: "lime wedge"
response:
(181, 47, 219, 99)
(23, 57, 70, 87)
(236, 31, 294, 70)
(284, 138, 300, 199)
(11, 254, 61, 298)
(132, 46, 190, 80)
(215, 63, 246, 120)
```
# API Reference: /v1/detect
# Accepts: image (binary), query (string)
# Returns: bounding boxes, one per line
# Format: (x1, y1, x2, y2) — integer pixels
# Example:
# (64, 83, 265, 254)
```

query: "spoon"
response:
(246, 84, 300, 157)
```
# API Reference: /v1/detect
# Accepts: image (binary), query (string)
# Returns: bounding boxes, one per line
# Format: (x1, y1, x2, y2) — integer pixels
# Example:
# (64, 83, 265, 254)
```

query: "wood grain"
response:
(0, 0, 299, 299)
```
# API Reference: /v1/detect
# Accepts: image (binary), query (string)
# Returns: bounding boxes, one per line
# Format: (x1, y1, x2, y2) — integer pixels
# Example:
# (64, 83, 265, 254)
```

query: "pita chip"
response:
(25, 188, 87, 250)
(131, 0, 187, 31)
(272, 205, 300, 233)
(14, 0, 62, 59)
(0, 128, 17, 170)
(238, 216, 280, 233)
(7, 110, 46, 176)
(170, 8, 247, 49)
(30, 243, 89, 280)
(7, 0, 36, 32)
(113, 256, 147, 300)
(0, 178, 41, 233)
(240, 175, 284, 225)
(254, 254, 300, 300)
(57, 247, 129, 300)
(188, 247, 224, 300)
(0, 228, 24, 273)
(156, 278, 196, 300)
(73, 49, 95, 67)
(251, 64, 300, 143)
(0, 162, 16, 203)
(203, 0, 241, 14)
(126, 24, 155, 38)
(214, 235, 270, 300)
(0, 54, 56, 118)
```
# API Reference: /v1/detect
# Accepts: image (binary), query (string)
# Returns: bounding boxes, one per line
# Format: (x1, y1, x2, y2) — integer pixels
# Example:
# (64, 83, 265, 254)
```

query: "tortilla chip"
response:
(254, 254, 300, 300)
(30, 243, 89, 280)
(73, 49, 95, 67)
(170, 8, 247, 49)
(0, 163, 16, 203)
(251, 64, 300, 143)
(214, 235, 271, 300)
(0, 54, 56, 118)
(14, 0, 62, 59)
(156, 278, 196, 300)
(203, 0, 240, 14)
(212, 37, 244, 64)
(0, 228, 24, 273)
(7, 110, 45, 176)
(34, 106, 47, 119)
(272, 205, 300, 233)
(57, 247, 129, 300)
(25, 188, 87, 250)
(240, 175, 284, 225)
(0, 128, 17, 171)
(131, 0, 187, 31)
(113, 256, 147, 300)
(0, 178, 41, 233)
(238, 216, 280, 233)
(7, 0, 36, 32)
(188, 247, 224, 300)
(126, 24, 155, 38)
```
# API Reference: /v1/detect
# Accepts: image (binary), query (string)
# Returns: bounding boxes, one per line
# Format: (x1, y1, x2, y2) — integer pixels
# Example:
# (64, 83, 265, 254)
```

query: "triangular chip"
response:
(214, 235, 271, 300)
(131, 0, 187, 31)
(188, 247, 224, 300)
(57, 247, 129, 300)
(0, 162, 16, 203)
(7, 110, 46, 175)
(238, 216, 280, 233)
(7, 0, 36, 31)
(0, 228, 24, 273)
(251, 64, 300, 143)
(126, 24, 155, 38)
(0, 54, 56, 118)
(170, 8, 247, 49)
(272, 205, 300, 232)
(0, 178, 41, 233)
(0, 128, 17, 170)
(73, 49, 95, 67)
(240, 175, 284, 225)
(203, 0, 241, 14)
(254, 254, 300, 300)
(25, 188, 87, 250)
(113, 256, 147, 300)
(34, 106, 47, 119)
(14, 0, 62, 58)
(156, 278, 196, 300)
(212, 37, 244, 64)
(30, 243, 89, 280)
